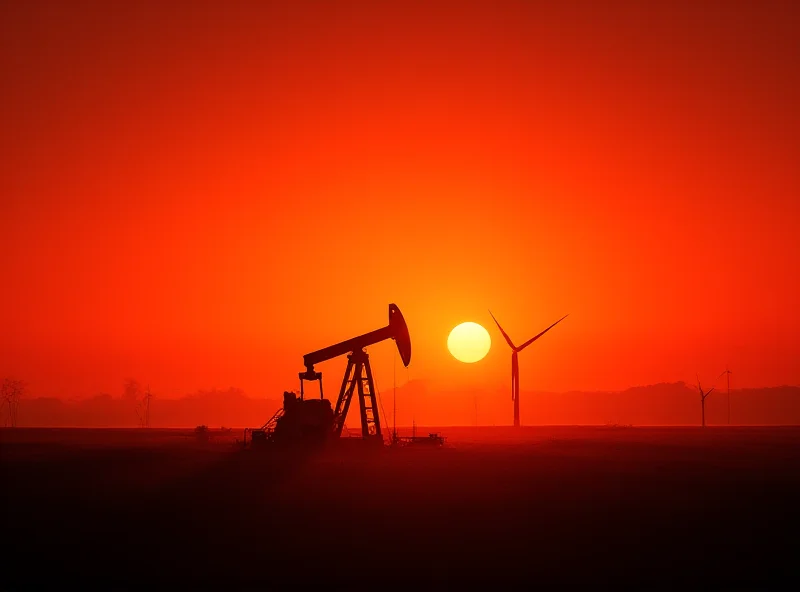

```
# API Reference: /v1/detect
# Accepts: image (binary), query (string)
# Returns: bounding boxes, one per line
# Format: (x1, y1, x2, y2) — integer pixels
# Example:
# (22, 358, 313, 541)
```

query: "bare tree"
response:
(135, 385, 153, 428)
(696, 375, 715, 427)
(123, 378, 147, 427)
(1, 378, 26, 427)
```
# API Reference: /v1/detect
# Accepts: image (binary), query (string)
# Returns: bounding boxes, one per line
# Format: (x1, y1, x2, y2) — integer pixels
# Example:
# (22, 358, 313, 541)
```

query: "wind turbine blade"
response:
(517, 314, 569, 351)
(489, 310, 517, 350)
(697, 377, 708, 395)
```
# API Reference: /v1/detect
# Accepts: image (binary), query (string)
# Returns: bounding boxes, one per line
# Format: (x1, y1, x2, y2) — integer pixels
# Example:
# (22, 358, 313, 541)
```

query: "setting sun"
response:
(447, 322, 491, 363)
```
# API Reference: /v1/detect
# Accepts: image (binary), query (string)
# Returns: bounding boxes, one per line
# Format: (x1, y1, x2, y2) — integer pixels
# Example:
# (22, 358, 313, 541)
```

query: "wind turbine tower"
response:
(718, 367, 732, 425)
(144, 385, 152, 429)
(489, 311, 568, 427)
(696, 375, 715, 428)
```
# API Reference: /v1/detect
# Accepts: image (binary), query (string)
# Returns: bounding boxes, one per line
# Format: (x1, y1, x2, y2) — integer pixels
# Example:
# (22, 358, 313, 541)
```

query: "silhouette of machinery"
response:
(250, 304, 411, 446)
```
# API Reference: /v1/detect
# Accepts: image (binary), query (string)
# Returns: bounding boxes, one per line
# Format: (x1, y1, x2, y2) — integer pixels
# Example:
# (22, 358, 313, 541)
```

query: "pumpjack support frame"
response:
(332, 349, 381, 439)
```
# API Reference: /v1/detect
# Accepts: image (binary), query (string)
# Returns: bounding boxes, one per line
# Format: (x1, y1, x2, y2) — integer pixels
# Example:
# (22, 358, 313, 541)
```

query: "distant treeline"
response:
(14, 388, 281, 429)
(404, 382, 800, 427)
(522, 383, 800, 426)
(9, 382, 800, 428)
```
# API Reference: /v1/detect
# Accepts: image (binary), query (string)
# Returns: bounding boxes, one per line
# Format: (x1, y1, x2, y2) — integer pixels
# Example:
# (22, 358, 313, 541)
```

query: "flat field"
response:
(2, 426, 799, 588)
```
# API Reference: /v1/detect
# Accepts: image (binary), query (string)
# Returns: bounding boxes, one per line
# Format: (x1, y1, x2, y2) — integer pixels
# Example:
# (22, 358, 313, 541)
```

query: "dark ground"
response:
(2, 426, 800, 589)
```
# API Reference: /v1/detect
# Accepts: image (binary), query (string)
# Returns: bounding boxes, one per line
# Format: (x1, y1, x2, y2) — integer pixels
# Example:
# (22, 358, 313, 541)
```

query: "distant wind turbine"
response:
(718, 367, 732, 425)
(696, 374, 715, 427)
(489, 311, 568, 427)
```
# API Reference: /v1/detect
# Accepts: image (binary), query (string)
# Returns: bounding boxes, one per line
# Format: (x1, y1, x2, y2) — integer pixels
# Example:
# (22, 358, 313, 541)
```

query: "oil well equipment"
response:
(249, 303, 411, 447)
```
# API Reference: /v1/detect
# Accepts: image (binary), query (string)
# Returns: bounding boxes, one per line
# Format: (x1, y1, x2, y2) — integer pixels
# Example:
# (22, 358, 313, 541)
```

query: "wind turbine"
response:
(696, 374, 715, 427)
(489, 311, 568, 427)
(718, 367, 732, 425)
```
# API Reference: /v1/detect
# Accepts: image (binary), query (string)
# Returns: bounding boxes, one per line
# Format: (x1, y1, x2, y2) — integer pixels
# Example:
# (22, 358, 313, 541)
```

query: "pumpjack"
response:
(249, 304, 411, 447)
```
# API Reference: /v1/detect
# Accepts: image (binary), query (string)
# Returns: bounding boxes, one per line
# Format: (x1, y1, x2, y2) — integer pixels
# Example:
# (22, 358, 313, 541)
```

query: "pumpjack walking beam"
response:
(299, 304, 411, 440)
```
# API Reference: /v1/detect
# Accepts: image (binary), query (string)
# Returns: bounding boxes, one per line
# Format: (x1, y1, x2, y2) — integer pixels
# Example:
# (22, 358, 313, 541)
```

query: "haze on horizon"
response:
(2, 0, 799, 407)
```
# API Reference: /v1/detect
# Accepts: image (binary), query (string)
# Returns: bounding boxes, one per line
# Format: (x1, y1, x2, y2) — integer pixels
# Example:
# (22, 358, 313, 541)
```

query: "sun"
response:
(447, 322, 492, 363)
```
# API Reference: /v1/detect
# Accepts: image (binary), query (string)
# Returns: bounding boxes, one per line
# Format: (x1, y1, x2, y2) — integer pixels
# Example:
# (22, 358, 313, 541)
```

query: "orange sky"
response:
(2, 0, 799, 404)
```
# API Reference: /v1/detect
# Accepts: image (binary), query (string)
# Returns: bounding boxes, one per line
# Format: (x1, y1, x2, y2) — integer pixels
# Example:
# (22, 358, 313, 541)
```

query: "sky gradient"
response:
(2, 0, 799, 406)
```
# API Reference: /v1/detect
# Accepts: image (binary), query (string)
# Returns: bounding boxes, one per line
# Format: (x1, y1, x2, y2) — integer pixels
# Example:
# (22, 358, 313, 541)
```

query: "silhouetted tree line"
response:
(5, 380, 800, 427)
(14, 385, 281, 428)
(1, 377, 26, 427)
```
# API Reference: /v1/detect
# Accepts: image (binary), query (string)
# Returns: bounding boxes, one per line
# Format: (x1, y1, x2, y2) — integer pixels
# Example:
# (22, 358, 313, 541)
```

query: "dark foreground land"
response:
(2, 426, 800, 588)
